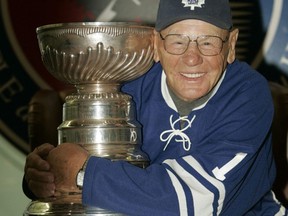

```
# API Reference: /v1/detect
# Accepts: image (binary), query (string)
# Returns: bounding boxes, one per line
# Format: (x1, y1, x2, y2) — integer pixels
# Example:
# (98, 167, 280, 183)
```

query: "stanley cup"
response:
(24, 22, 154, 215)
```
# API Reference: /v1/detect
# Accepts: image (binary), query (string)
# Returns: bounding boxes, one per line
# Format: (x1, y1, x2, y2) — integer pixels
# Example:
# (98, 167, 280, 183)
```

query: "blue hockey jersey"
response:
(82, 60, 287, 215)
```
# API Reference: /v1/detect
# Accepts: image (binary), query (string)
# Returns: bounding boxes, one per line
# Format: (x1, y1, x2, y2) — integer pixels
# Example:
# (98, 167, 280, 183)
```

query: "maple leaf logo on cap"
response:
(182, 0, 205, 10)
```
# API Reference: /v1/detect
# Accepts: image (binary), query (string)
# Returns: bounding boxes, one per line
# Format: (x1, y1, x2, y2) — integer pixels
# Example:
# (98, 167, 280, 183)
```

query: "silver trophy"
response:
(24, 22, 154, 215)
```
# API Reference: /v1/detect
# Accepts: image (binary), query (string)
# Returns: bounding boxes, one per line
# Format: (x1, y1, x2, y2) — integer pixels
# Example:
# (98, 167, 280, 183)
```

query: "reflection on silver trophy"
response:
(24, 22, 154, 215)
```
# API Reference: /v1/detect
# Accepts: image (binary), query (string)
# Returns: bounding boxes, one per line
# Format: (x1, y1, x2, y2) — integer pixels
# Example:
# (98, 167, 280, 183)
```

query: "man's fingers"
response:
(25, 168, 54, 183)
(25, 168, 55, 198)
(28, 180, 55, 198)
(34, 143, 55, 158)
(23, 143, 56, 198)
(25, 153, 50, 172)
(25, 143, 55, 172)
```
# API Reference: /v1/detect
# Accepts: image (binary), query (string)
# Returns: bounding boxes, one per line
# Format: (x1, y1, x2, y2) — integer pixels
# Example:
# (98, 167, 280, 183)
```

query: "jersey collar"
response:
(161, 69, 227, 112)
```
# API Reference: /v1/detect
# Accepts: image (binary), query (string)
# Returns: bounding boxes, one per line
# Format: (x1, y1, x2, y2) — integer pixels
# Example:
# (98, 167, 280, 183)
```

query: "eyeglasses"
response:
(159, 33, 229, 56)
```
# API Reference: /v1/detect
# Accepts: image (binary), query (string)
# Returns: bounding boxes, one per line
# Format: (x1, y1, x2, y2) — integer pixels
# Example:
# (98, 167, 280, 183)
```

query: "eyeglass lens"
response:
(163, 34, 225, 56)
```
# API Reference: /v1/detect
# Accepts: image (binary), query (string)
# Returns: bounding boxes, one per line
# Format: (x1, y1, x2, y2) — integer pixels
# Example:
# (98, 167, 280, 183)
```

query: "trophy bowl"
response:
(24, 22, 154, 215)
(36, 22, 155, 164)
(36, 22, 154, 85)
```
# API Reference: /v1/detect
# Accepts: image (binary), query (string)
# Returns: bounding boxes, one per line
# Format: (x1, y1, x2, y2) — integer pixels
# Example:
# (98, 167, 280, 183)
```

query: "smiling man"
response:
(23, 0, 287, 215)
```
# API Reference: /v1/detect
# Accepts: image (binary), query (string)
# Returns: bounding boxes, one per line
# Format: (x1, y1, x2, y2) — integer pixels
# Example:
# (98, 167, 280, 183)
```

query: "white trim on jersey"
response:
(272, 191, 287, 216)
(212, 153, 247, 181)
(164, 155, 226, 216)
(161, 71, 177, 111)
(161, 69, 227, 112)
(166, 169, 189, 216)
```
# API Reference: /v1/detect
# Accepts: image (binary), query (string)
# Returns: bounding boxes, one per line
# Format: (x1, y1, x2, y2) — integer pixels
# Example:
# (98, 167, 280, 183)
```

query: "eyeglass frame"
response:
(159, 32, 229, 56)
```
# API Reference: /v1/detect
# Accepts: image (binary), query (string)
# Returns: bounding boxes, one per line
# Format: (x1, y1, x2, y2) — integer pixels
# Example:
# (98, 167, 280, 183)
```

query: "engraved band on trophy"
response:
(24, 22, 154, 215)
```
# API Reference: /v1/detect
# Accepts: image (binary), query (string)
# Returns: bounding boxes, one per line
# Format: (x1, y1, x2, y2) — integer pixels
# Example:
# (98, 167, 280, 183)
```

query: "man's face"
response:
(154, 19, 238, 102)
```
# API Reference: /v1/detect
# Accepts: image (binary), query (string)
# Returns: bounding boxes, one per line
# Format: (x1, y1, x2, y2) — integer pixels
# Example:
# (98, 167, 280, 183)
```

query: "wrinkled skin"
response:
(24, 143, 55, 198)
(46, 143, 89, 196)
(24, 143, 89, 197)
(154, 19, 239, 102)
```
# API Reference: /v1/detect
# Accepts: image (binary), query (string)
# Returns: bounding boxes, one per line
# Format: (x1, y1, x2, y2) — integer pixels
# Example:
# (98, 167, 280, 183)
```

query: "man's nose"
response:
(181, 43, 202, 65)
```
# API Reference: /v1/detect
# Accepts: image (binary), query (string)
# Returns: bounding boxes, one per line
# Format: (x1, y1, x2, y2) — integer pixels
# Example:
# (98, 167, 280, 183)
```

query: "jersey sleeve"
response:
(82, 157, 181, 215)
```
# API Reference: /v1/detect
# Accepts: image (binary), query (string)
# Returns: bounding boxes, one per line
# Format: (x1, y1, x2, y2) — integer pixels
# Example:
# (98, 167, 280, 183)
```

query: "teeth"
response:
(181, 73, 204, 78)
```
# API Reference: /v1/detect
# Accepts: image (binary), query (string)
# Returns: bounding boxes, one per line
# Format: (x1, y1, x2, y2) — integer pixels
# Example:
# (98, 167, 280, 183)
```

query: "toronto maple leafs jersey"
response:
(82, 60, 287, 215)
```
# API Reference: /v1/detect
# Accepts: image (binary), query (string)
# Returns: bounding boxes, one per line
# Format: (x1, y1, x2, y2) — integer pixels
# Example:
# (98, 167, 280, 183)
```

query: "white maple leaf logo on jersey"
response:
(182, 0, 205, 10)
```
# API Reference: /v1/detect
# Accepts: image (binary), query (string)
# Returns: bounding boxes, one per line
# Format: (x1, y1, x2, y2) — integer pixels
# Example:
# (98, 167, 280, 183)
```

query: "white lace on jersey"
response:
(160, 115, 196, 151)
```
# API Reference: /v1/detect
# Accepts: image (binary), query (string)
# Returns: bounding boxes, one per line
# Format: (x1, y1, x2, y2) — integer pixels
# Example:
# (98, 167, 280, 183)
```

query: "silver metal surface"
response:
(24, 194, 125, 215)
(24, 22, 154, 215)
(36, 22, 154, 84)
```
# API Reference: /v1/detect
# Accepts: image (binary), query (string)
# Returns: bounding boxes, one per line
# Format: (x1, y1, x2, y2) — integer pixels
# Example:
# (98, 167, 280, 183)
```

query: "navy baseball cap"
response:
(155, 0, 233, 31)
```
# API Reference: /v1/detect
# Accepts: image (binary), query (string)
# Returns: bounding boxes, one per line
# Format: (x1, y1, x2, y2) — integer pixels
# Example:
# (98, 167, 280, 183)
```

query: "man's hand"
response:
(24, 143, 55, 198)
(46, 143, 89, 195)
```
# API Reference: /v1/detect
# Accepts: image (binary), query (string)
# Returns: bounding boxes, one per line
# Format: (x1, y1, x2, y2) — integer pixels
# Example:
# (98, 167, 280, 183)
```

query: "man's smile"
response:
(180, 72, 205, 79)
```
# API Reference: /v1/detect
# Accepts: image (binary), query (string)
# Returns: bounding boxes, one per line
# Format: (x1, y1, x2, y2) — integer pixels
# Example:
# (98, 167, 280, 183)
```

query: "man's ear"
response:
(153, 30, 160, 62)
(227, 28, 239, 64)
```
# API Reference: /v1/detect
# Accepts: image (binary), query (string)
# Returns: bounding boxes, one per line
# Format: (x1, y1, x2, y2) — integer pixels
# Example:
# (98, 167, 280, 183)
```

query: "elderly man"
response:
(23, 0, 287, 215)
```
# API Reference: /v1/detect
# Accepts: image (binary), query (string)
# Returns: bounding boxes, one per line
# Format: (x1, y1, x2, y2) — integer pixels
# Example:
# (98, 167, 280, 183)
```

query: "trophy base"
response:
(24, 193, 126, 216)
